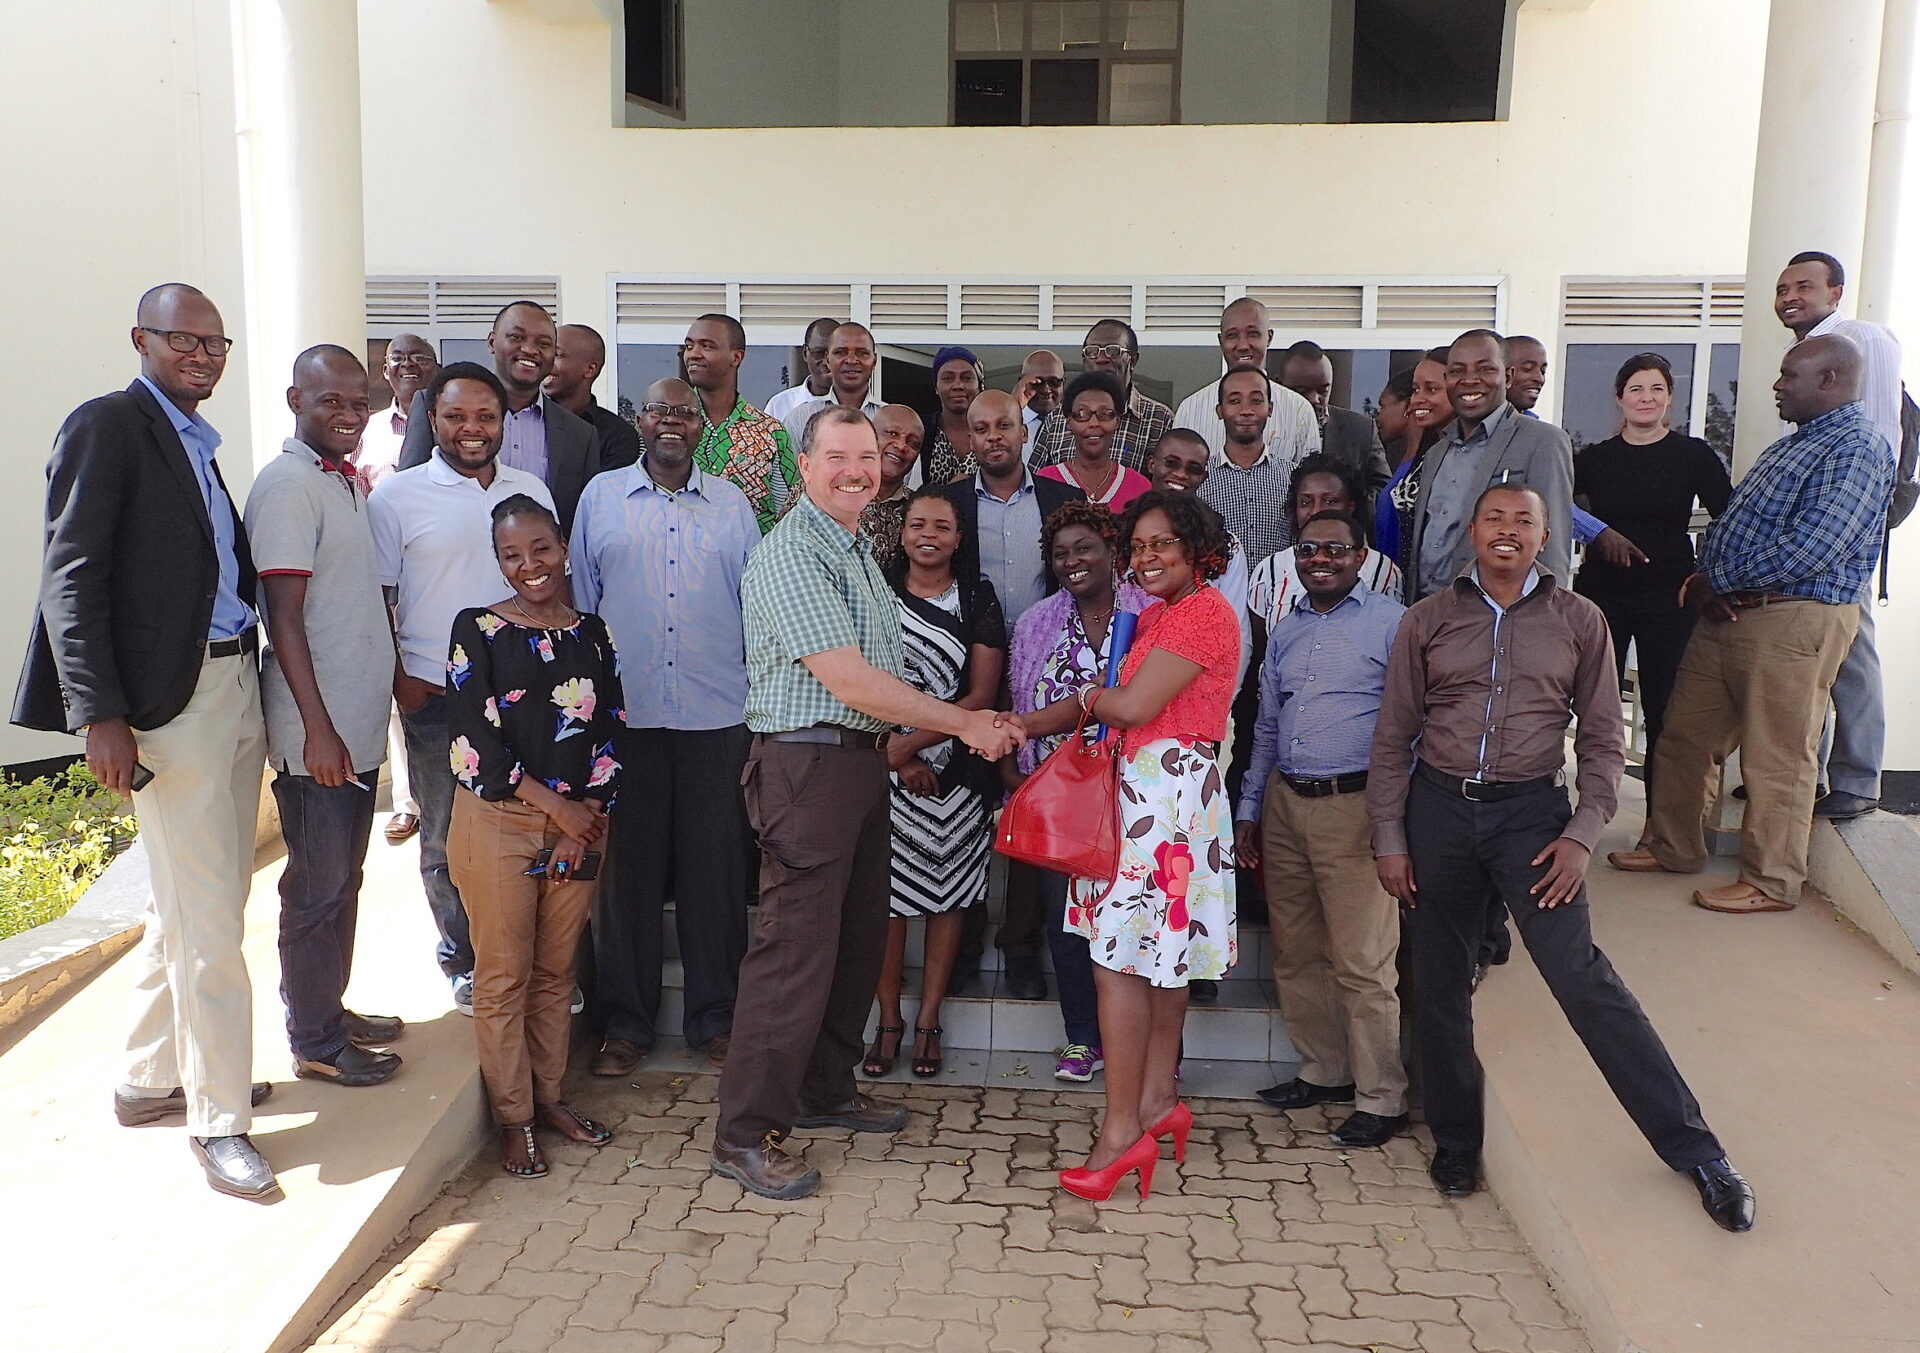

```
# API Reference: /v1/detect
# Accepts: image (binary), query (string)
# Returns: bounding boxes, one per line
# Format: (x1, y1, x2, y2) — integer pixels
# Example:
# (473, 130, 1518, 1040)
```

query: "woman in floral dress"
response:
(446, 495, 626, 1179)
(1019, 490, 1241, 1200)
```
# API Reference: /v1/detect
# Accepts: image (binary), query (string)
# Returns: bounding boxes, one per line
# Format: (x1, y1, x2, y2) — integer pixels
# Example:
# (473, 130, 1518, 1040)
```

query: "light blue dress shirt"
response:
(136, 374, 253, 640)
(972, 472, 1047, 625)
(568, 459, 759, 730)
(501, 401, 549, 482)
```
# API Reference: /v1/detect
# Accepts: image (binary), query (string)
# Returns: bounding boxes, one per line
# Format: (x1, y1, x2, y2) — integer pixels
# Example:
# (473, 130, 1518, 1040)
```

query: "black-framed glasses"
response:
(1295, 541, 1357, 560)
(641, 401, 702, 420)
(1082, 344, 1132, 361)
(140, 327, 234, 357)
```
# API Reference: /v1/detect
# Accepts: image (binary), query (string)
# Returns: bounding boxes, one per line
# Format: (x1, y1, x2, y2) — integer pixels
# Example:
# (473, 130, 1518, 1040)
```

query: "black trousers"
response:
(595, 725, 752, 1049)
(1403, 773, 1722, 1170)
(1593, 587, 1697, 800)
(272, 771, 377, 1062)
(715, 738, 892, 1151)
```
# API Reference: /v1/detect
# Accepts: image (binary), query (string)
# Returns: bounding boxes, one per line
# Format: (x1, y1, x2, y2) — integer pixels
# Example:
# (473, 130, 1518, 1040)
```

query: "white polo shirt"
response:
(368, 452, 556, 683)
(764, 381, 826, 427)
(779, 389, 885, 449)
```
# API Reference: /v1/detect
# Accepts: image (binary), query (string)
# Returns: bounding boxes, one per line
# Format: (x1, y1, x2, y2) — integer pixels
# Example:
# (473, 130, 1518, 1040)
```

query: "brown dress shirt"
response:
(1367, 567, 1623, 857)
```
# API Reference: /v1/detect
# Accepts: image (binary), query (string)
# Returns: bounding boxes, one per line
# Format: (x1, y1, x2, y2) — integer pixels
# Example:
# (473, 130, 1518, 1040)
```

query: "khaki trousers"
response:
(448, 791, 596, 1124)
(124, 650, 266, 1136)
(1260, 778, 1407, 1115)
(1647, 599, 1857, 904)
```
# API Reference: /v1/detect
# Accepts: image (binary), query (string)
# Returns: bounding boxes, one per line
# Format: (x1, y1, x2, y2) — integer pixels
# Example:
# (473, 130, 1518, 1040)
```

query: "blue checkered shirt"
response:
(1698, 402, 1892, 605)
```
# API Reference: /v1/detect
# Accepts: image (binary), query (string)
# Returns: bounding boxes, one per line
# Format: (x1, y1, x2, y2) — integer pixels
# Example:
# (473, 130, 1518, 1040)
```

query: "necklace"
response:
(507, 597, 576, 631)
(1067, 458, 1119, 500)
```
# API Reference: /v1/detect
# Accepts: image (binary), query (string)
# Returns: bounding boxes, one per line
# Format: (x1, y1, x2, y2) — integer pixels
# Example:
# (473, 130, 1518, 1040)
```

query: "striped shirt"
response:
(1172, 375, 1321, 470)
(741, 493, 904, 734)
(1196, 452, 1300, 567)
(1699, 401, 1892, 605)
(1247, 547, 1402, 629)
(1807, 312, 1904, 463)
(1029, 386, 1174, 473)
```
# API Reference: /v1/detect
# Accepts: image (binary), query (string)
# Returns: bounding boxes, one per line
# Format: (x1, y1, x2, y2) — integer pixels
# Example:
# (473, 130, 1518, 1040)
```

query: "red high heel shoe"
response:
(1146, 1102, 1192, 1162)
(1060, 1132, 1158, 1201)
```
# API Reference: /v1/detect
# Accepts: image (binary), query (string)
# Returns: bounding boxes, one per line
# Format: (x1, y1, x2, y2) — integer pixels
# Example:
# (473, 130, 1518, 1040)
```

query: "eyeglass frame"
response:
(1128, 534, 1186, 558)
(1081, 343, 1133, 362)
(1294, 540, 1359, 559)
(641, 401, 704, 421)
(139, 326, 235, 357)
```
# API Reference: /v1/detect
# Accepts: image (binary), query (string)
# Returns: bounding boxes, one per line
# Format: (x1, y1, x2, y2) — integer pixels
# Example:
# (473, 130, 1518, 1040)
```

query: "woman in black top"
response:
(446, 495, 626, 1178)
(1574, 353, 1732, 840)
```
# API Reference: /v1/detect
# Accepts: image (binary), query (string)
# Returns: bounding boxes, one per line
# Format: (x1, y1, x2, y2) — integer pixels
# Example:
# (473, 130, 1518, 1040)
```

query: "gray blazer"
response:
(1406, 409, 1574, 599)
(396, 389, 599, 532)
(1321, 406, 1392, 495)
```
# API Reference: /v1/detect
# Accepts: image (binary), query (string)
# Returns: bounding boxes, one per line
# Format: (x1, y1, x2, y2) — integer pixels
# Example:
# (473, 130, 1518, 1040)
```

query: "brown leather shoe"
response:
(793, 1094, 910, 1133)
(384, 812, 420, 844)
(1606, 848, 1671, 872)
(592, 1038, 647, 1077)
(703, 1034, 731, 1067)
(1692, 883, 1794, 914)
(711, 1135, 821, 1199)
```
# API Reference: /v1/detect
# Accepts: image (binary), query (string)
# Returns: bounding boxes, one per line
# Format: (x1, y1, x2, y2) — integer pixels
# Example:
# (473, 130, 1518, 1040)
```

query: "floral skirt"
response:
(1066, 737, 1236, 987)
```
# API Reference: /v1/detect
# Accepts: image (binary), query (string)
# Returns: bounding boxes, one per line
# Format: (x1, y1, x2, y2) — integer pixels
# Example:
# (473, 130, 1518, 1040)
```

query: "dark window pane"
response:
(1030, 58, 1100, 125)
(955, 58, 1025, 125)
(624, 0, 681, 110)
(1706, 343, 1740, 467)
(1350, 0, 1504, 123)
(1561, 343, 1697, 453)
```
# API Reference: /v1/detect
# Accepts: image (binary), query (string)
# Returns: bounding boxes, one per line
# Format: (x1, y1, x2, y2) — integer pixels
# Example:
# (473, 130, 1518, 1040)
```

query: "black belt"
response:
(1280, 771, 1368, 798)
(1416, 762, 1559, 802)
(206, 628, 259, 659)
(764, 723, 891, 750)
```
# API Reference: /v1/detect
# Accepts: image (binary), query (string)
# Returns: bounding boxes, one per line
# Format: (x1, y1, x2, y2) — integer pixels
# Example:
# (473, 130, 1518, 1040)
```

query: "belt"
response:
(1726, 591, 1807, 607)
(1416, 762, 1559, 803)
(1280, 771, 1368, 798)
(206, 628, 259, 659)
(764, 723, 891, 750)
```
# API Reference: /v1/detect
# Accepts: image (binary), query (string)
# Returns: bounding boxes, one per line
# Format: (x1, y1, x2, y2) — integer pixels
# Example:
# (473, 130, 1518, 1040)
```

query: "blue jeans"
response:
(272, 771, 377, 1061)
(1042, 869, 1099, 1048)
(401, 693, 472, 977)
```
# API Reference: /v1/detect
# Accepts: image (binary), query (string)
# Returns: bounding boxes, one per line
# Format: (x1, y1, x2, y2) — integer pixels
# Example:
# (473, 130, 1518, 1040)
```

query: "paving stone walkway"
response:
(309, 1069, 1590, 1353)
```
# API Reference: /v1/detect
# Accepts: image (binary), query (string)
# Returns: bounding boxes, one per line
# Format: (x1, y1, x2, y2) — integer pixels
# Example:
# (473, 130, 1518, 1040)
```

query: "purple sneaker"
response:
(1054, 1044, 1104, 1083)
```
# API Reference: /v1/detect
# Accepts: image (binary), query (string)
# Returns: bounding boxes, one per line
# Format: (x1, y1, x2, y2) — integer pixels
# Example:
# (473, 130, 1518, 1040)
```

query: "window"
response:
(624, 0, 685, 119)
(1349, 0, 1506, 123)
(951, 0, 1181, 126)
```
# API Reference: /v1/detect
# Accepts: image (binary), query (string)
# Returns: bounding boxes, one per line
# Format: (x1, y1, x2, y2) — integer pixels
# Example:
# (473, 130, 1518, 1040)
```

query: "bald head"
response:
(137, 282, 210, 326)
(875, 404, 924, 487)
(968, 389, 1027, 480)
(288, 344, 370, 462)
(132, 283, 228, 410)
(1774, 332, 1864, 425)
(1218, 296, 1272, 368)
(640, 377, 700, 471)
(544, 323, 608, 411)
(1019, 348, 1066, 416)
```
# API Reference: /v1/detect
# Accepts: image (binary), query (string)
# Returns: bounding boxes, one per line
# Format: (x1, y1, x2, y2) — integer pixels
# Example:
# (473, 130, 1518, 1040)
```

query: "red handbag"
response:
(996, 707, 1120, 882)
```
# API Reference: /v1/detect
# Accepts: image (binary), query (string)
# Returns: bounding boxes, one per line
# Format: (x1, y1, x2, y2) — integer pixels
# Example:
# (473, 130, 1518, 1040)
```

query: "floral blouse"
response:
(446, 607, 626, 807)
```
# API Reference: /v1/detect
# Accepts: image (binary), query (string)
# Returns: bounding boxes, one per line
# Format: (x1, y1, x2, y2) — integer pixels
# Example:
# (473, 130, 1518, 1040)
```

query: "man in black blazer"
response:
(395, 300, 599, 530)
(940, 389, 1084, 1001)
(1280, 341, 1392, 494)
(13, 284, 277, 1200)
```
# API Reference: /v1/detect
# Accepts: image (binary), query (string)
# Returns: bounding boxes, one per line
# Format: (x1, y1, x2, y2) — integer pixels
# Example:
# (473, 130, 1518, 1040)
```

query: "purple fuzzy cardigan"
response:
(1007, 580, 1154, 775)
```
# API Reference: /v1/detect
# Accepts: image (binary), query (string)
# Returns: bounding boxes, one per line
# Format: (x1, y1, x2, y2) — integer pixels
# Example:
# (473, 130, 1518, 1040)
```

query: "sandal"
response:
(863, 1025, 904, 1078)
(536, 1102, 612, 1146)
(911, 1025, 944, 1079)
(502, 1123, 548, 1178)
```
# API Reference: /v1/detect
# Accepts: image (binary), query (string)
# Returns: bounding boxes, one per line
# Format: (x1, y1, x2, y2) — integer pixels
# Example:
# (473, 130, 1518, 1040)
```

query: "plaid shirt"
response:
(1699, 401, 1891, 605)
(695, 395, 798, 535)
(742, 493, 904, 734)
(1029, 385, 1174, 473)
(1195, 452, 1299, 567)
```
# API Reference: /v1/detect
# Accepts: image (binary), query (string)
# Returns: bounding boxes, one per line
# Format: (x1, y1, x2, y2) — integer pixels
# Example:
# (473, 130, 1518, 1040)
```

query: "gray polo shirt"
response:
(245, 438, 394, 775)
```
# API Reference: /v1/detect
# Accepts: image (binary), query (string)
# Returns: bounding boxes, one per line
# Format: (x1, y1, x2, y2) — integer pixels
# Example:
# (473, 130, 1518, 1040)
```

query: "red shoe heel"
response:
(1059, 1132, 1159, 1202)
(1147, 1102, 1192, 1163)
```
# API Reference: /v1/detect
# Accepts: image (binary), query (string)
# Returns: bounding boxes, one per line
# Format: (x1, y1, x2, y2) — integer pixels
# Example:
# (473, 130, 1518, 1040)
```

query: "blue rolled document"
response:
(1096, 609, 1138, 742)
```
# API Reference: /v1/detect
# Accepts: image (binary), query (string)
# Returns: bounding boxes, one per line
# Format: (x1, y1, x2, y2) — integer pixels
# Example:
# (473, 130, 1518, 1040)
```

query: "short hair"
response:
(1422, 345, 1451, 366)
(491, 299, 554, 330)
(1064, 369, 1128, 418)
(1788, 250, 1845, 288)
(1219, 362, 1274, 398)
(558, 323, 608, 367)
(1287, 453, 1373, 541)
(1283, 339, 1328, 364)
(291, 343, 363, 384)
(1041, 499, 1122, 560)
(829, 321, 875, 348)
(694, 312, 746, 351)
(1120, 489, 1231, 583)
(1383, 367, 1417, 402)
(1613, 351, 1674, 399)
(1157, 427, 1210, 458)
(1298, 508, 1367, 549)
(804, 316, 840, 347)
(489, 492, 561, 543)
(1450, 328, 1505, 358)
(424, 360, 508, 415)
(1471, 479, 1548, 519)
(1503, 334, 1545, 361)
(799, 403, 876, 457)
(136, 282, 208, 324)
(1086, 317, 1140, 354)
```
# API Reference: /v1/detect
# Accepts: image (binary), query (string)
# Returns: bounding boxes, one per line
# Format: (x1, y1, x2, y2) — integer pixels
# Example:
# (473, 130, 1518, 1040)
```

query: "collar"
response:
(633, 456, 708, 498)
(975, 468, 1033, 500)
(282, 436, 356, 478)
(1808, 310, 1845, 338)
(1288, 581, 1369, 615)
(1215, 435, 1274, 468)
(505, 398, 544, 421)
(1447, 400, 1514, 447)
(1789, 401, 1864, 440)
(1458, 563, 1549, 605)
(793, 492, 867, 553)
(136, 374, 218, 445)
(428, 450, 501, 487)
(702, 393, 750, 430)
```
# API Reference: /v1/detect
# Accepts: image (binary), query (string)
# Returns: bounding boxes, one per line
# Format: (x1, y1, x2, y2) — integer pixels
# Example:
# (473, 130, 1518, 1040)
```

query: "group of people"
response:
(17, 251, 1901, 1234)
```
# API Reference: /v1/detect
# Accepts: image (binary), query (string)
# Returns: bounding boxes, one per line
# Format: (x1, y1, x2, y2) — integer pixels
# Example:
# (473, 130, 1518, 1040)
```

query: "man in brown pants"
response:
(711, 405, 1023, 1200)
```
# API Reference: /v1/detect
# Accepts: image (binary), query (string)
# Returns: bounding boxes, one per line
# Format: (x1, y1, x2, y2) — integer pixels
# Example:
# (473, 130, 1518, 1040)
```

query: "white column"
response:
(1859, 0, 1916, 320)
(230, 0, 367, 471)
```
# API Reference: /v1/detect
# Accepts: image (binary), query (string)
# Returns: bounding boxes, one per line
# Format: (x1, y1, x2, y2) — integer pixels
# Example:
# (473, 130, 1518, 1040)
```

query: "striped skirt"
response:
(889, 778, 991, 918)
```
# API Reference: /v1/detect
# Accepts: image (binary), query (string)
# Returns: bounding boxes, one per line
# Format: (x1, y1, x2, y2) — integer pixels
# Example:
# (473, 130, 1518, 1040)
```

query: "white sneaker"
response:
(452, 973, 474, 1017)
(570, 985, 586, 1015)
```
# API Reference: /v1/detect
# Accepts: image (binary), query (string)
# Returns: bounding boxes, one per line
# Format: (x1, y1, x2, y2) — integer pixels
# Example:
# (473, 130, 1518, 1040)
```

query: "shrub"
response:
(0, 765, 137, 942)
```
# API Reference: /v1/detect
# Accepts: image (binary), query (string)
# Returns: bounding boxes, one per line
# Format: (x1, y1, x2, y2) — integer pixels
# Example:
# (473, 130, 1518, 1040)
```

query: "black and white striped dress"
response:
(889, 579, 1005, 918)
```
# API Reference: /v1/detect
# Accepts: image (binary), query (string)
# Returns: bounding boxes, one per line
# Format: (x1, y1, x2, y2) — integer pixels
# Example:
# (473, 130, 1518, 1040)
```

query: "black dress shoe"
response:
(1813, 790, 1879, 821)
(1686, 1157, 1755, 1232)
(345, 1010, 405, 1047)
(948, 957, 982, 997)
(1331, 1110, 1409, 1148)
(1189, 979, 1219, 1004)
(192, 1133, 280, 1200)
(793, 1094, 910, 1133)
(1430, 1149, 1481, 1197)
(115, 1082, 273, 1127)
(1004, 956, 1047, 1001)
(295, 1043, 402, 1087)
(1258, 1078, 1356, 1110)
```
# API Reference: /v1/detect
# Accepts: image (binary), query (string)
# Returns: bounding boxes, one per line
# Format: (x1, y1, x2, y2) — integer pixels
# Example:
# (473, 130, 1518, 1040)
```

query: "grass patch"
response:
(0, 765, 137, 942)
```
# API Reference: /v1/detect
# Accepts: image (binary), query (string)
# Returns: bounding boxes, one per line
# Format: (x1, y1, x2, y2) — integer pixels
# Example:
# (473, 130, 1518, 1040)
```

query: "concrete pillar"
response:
(1859, 0, 1916, 321)
(230, 0, 367, 471)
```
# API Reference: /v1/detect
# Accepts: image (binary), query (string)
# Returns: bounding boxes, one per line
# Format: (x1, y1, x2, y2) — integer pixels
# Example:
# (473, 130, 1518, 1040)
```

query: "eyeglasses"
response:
(1082, 344, 1132, 362)
(1294, 541, 1357, 560)
(1129, 535, 1184, 557)
(1068, 407, 1120, 424)
(140, 327, 234, 357)
(387, 351, 436, 369)
(642, 402, 703, 420)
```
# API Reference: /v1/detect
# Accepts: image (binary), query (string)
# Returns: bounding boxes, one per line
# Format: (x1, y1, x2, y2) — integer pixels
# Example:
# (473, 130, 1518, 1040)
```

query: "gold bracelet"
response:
(1078, 684, 1100, 714)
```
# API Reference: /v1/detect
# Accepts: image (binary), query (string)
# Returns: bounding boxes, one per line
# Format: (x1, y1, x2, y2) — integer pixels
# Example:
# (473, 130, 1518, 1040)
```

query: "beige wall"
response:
(1, 0, 252, 767)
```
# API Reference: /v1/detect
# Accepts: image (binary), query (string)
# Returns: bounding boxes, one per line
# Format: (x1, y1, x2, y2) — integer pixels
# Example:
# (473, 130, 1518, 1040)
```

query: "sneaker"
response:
(452, 973, 474, 1016)
(570, 985, 586, 1015)
(1054, 1044, 1103, 1082)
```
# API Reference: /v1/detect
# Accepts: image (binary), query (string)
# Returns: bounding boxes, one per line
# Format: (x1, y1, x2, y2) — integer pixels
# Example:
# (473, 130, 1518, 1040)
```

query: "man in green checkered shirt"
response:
(713, 405, 1024, 1201)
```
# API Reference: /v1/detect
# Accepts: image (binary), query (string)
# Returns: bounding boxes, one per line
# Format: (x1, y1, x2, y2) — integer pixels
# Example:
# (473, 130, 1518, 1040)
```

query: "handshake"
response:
(958, 709, 1028, 761)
